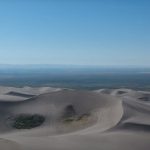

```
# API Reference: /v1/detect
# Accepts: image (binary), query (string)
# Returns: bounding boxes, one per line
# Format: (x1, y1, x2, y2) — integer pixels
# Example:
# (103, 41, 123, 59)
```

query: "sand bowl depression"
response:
(0, 90, 123, 135)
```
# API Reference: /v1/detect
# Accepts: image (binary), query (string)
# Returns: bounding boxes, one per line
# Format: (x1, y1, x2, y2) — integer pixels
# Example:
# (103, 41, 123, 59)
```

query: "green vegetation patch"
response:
(62, 113, 90, 124)
(62, 105, 91, 124)
(13, 114, 45, 129)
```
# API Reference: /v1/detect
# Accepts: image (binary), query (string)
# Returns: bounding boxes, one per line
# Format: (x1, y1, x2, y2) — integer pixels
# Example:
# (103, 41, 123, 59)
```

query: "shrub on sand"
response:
(13, 114, 45, 129)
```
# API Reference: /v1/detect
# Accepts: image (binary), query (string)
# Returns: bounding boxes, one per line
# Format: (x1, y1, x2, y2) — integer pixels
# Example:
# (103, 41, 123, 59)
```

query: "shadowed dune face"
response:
(138, 94, 150, 102)
(6, 91, 35, 98)
(0, 90, 123, 135)
(117, 91, 127, 95)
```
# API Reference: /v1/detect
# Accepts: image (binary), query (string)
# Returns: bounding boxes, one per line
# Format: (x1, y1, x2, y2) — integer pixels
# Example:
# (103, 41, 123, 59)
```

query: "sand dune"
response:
(0, 87, 149, 150)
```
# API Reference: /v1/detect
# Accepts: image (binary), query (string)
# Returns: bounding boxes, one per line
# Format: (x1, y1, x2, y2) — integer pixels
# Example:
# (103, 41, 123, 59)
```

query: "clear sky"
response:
(0, 0, 150, 66)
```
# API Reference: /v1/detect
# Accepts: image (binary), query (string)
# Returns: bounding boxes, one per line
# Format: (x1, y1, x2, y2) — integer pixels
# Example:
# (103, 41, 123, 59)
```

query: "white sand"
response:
(0, 87, 149, 150)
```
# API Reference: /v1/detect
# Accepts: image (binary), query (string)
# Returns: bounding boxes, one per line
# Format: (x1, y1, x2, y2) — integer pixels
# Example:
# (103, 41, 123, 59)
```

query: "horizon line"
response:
(0, 64, 150, 68)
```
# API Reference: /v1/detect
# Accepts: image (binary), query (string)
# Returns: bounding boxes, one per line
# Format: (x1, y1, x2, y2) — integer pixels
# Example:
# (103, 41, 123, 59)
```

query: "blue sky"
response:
(0, 0, 150, 66)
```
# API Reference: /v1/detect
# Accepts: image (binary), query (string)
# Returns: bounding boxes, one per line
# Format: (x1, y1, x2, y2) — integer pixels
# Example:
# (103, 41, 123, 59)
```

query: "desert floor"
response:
(0, 86, 149, 150)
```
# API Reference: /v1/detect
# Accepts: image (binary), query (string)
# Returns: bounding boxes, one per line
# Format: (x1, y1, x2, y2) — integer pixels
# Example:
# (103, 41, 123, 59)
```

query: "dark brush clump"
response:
(13, 114, 45, 129)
